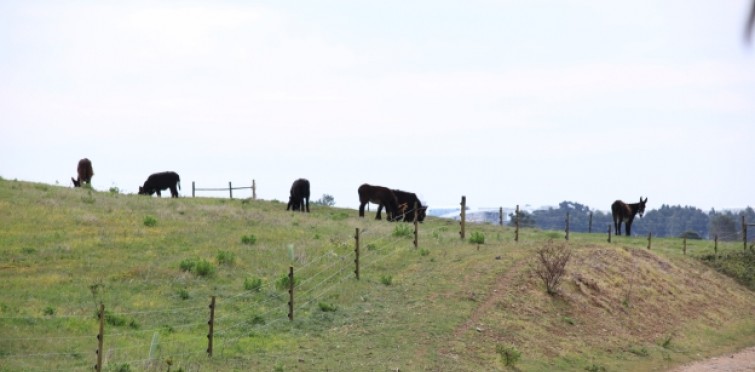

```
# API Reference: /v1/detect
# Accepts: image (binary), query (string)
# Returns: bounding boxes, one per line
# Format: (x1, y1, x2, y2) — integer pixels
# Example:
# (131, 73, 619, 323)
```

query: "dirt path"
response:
(668, 346, 755, 371)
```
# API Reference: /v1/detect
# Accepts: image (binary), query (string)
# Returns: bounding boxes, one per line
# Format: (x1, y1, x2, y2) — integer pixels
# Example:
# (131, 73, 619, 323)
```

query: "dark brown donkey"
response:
(358, 184, 400, 221)
(72, 158, 94, 187)
(611, 197, 648, 236)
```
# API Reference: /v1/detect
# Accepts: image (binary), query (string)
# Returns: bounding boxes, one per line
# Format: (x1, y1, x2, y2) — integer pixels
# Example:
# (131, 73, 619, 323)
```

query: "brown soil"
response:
(668, 346, 755, 371)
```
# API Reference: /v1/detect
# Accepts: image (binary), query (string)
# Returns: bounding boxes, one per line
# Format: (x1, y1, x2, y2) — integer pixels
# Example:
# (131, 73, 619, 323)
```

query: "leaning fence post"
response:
(207, 296, 215, 357)
(192, 181, 196, 198)
(252, 179, 257, 200)
(288, 267, 294, 321)
(647, 232, 652, 250)
(95, 303, 105, 372)
(714, 234, 719, 256)
(515, 205, 520, 243)
(459, 196, 466, 240)
(354, 228, 360, 280)
(413, 202, 419, 248)
(565, 212, 570, 241)
(229, 182, 233, 199)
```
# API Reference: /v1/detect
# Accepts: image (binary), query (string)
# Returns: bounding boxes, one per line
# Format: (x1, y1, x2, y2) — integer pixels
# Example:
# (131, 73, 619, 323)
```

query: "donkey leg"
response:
(626, 221, 632, 236)
(359, 202, 366, 217)
(375, 204, 383, 220)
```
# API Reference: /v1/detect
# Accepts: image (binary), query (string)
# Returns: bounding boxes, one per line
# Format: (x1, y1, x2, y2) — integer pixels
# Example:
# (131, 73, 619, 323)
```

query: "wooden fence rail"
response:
(192, 180, 256, 199)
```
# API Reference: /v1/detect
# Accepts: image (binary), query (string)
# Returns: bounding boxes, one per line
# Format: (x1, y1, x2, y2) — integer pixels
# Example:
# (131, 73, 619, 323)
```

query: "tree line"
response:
(509, 201, 755, 240)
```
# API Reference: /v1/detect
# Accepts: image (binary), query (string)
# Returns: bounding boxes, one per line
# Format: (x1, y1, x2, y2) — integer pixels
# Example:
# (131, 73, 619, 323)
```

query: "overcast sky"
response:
(1, 1, 753, 213)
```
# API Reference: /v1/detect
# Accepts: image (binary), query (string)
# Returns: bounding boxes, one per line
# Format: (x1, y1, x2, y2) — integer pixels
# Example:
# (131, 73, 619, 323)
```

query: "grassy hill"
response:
(1, 178, 754, 371)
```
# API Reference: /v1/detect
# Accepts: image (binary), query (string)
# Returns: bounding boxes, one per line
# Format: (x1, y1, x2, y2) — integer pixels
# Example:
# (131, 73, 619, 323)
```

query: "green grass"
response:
(0, 178, 754, 371)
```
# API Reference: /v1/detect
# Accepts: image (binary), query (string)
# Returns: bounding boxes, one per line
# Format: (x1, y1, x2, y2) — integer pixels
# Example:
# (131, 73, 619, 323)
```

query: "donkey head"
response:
(638, 197, 648, 217)
(72, 177, 81, 187)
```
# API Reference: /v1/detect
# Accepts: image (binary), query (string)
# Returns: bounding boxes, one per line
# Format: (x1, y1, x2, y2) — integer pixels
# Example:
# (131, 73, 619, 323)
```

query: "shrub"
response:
(179, 259, 195, 272)
(216, 250, 235, 266)
(275, 274, 300, 290)
(177, 289, 190, 300)
(109, 187, 120, 194)
(380, 275, 393, 286)
(43, 306, 55, 316)
(143, 215, 157, 227)
(241, 234, 257, 245)
(194, 259, 215, 277)
(244, 277, 263, 292)
(419, 248, 430, 257)
(318, 302, 337, 312)
(495, 344, 521, 367)
(392, 223, 412, 237)
(469, 231, 485, 244)
(534, 240, 572, 295)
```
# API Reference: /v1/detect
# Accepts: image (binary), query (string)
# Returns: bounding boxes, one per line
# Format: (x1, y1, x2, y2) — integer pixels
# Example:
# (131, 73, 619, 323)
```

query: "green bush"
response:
(194, 259, 215, 277)
(241, 235, 257, 245)
(143, 215, 157, 227)
(380, 275, 393, 286)
(469, 231, 485, 244)
(244, 277, 263, 291)
(392, 223, 412, 237)
(177, 288, 190, 300)
(318, 302, 337, 312)
(179, 259, 195, 272)
(419, 248, 430, 257)
(275, 274, 300, 290)
(496, 344, 521, 367)
(216, 250, 235, 266)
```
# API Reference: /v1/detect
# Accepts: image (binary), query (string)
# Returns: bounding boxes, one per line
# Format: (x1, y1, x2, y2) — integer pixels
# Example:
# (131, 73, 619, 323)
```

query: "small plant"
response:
(392, 223, 412, 237)
(380, 275, 393, 286)
(276, 274, 300, 290)
(563, 316, 575, 325)
(367, 243, 377, 251)
(585, 364, 607, 372)
(419, 248, 430, 257)
(194, 259, 215, 277)
(43, 306, 55, 316)
(250, 314, 265, 325)
(244, 277, 263, 291)
(318, 302, 337, 312)
(179, 259, 196, 272)
(662, 335, 673, 349)
(109, 186, 120, 194)
(495, 344, 521, 367)
(108, 363, 132, 372)
(534, 240, 572, 295)
(629, 346, 649, 357)
(469, 231, 485, 244)
(177, 288, 190, 300)
(216, 250, 235, 266)
(143, 215, 157, 227)
(241, 234, 257, 245)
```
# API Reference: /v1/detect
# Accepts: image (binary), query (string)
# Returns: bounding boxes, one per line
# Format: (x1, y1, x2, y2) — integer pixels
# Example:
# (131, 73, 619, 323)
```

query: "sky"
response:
(1, 0, 754, 213)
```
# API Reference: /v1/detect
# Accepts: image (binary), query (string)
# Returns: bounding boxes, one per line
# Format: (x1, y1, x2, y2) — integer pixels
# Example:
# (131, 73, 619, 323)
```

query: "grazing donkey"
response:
(287, 178, 310, 212)
(391, 189, 427, 222)
(72, 158, 94, 187)
(358, 184, 400, 221)
(138, 171, 181, 198)
(611, 197, 648, 236)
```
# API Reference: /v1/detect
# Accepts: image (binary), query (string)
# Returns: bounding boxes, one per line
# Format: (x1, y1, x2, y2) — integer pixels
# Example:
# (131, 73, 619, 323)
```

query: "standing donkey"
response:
(611, 197, 648, 236)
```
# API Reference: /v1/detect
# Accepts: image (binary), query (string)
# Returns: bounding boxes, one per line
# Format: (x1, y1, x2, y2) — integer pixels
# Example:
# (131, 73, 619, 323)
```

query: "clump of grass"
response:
(177, 288, 190, 300)
(585, 364, 607, 372)
(275, 274, 300, 290)
(495, 344, 521, 367)
(628, 346, 649, 357)
(178, 258, 215, 277)
(216, 250, 235, 266)
(143, 215, 157, 227)
(392, 223, 412, 237)
(109, 187, 120, 194)
(43, 306, 55, 316)
(419, 248, 430, 257)
(244, 277, 263, 292)
(469, 231, 485, 244)
(318, 302, 337, 312)
(241, 234, 257, 245)
(380, 275, 393, 286)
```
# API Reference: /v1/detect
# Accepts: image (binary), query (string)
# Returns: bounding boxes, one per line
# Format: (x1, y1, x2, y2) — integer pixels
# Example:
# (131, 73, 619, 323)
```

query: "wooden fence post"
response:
(354, 228, 360, 280)
(743, 216, 747, 251)
(499, 207, 503, 226)
(715, 234, 719, 256)
(588, 211, 593, 233)
(192, 181, 196, 198)
(413, 202, 419, 248)
(95, 303, 104, 372)
(252, 179, 257, 200)
(459, 196, 466, 240)
(229, 182, 233, 199)
(647, 232, 652, 250)
(207, 296, 215, 357)
(515, 205, 520, 243)
(288, 267, 294, 321)
(607, 225, 612, 243)
(565, 212, 570, 241)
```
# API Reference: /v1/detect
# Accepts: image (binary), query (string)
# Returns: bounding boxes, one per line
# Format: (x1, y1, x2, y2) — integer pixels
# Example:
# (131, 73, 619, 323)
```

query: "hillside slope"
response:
(0, 178, 753, 371)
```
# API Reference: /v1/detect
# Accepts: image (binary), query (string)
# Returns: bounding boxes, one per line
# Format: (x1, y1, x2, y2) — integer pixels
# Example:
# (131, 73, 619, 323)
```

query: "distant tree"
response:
(508, 210, 536, 228)
(313, 194, 335, 206)
(709, 212, 739, 241)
